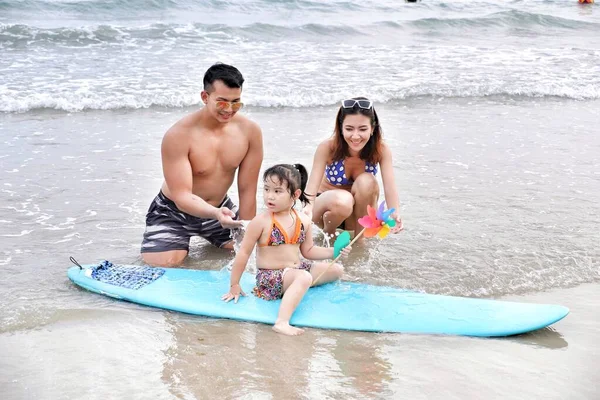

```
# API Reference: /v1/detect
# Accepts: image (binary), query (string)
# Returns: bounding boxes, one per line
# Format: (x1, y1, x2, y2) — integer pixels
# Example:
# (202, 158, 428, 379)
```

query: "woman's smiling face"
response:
(341, 113, 373, 154)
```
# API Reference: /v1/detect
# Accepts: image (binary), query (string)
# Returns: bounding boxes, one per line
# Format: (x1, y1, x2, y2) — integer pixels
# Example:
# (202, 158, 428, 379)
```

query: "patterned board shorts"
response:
(252, 261, 314, 301)
(141, 191, 239, 253)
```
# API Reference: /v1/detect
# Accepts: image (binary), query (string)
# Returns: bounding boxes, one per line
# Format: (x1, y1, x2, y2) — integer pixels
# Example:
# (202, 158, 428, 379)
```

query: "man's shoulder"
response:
(233, 114, 261, 136)
(161, 119, 193, 152)
(164, 112, 198, 138)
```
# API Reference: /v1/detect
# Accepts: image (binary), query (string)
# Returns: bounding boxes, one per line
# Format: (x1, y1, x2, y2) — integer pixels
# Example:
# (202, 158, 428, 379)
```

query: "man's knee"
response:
(220, 240, 235, 250)
(141, 250, 187, 267)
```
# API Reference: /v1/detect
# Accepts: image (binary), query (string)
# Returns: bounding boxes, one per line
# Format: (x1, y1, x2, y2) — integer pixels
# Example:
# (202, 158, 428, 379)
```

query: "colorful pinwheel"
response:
(312, 201, 396, 286)
(357, 201, 396, 239)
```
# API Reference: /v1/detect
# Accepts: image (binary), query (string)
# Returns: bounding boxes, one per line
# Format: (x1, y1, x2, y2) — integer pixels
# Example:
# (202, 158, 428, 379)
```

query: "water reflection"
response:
(160, 314, 395, 399)
(506, 327, 569, 350)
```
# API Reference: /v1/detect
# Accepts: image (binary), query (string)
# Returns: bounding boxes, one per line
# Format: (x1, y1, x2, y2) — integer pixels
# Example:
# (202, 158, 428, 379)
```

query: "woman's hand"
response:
(302, 203, 313, 219)
(390, 213, 404, 234)
(221, 283, 247, 304)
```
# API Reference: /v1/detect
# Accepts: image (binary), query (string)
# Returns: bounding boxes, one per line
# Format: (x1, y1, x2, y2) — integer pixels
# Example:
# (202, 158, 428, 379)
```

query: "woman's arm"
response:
(303, 140, 331, 215)
(379, 143, 403, 232)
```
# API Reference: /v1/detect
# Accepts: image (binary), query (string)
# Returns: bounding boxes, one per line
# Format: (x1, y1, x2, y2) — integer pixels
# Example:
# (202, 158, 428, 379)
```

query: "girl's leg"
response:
(310, 261, 344, 286)
(350, 174, 379, 236)
(274, 269, 314, 336)
(311, 190, 354, 236)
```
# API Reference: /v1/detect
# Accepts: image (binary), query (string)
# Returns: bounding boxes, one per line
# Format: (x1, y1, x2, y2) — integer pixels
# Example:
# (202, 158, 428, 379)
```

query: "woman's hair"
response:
(263, 163, 310, 206)
(330, 96, 384, 164)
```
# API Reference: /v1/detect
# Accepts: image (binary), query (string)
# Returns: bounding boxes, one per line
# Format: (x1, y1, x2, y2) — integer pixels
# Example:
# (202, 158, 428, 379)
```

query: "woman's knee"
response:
(328, 192, 354, 216)
(352, 173, 379, 197)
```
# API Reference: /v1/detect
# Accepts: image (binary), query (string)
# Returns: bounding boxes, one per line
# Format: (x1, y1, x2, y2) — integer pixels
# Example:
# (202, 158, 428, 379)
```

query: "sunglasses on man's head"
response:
(215, 100, 244, 112)
(341, 99, 373, 110)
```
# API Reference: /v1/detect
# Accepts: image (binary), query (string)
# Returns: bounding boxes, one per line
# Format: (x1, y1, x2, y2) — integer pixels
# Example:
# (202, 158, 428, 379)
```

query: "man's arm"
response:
(237, 121, 264, 220)
(161, 128, 218, 219)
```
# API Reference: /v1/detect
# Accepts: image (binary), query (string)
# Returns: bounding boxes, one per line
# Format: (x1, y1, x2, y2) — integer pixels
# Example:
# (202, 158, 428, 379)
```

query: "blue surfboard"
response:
(67, 261, 569, 337)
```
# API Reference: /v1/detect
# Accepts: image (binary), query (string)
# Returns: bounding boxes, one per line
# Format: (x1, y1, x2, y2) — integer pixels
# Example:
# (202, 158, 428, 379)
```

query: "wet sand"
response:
(1, 283, 598, 399)
(1, 100, 598, 399)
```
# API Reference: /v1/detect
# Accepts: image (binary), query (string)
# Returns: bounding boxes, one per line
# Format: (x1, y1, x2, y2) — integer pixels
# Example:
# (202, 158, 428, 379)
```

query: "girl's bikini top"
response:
(324, 159, 378, 186)
(258, 208, 306, 247)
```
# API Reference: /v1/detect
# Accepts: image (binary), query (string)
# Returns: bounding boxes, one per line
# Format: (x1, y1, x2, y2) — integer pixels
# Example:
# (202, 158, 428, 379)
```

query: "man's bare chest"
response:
(188, 137, 247, 175)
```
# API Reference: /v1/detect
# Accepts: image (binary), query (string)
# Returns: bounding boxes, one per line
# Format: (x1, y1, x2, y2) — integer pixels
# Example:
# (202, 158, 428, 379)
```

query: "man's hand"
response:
(215, 207, 244, 229)
(221, 283, 247, 304)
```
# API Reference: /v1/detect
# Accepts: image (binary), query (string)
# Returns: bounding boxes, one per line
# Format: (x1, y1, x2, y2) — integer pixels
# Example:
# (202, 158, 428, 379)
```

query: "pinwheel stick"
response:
(311, 201, 396, 287)
(311, 229, 367, 287)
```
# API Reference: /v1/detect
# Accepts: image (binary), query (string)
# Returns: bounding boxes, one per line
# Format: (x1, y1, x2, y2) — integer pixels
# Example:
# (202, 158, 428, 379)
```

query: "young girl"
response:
(302, 97, 403, 237)
(221, 163, 352, 336)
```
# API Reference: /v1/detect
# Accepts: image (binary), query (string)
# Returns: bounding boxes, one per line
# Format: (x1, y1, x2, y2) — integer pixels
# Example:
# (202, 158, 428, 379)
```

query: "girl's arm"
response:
(379, 143, 403, 232)
(302, 140, 330, 215)
(299, 216, 335, 260)
(223, 215, 264, 303)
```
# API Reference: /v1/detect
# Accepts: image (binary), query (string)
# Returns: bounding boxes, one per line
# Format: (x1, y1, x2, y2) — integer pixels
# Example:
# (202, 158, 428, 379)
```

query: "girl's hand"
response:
(221, 283, 247, 304)
(340, 245, 352, 259)
(390, 213, 404, 234)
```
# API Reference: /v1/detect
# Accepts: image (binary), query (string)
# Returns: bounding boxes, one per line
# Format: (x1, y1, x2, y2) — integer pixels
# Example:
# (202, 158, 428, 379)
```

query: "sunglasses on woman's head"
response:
(341, 99, 373, 110)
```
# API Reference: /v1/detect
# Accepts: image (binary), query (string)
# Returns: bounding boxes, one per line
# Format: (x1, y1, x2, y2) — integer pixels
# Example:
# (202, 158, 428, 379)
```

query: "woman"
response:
(303, 97, 403, 237)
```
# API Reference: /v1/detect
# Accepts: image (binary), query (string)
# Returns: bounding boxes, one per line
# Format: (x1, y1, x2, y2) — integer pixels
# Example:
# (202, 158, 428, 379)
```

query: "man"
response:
(141, 63, 263, 267)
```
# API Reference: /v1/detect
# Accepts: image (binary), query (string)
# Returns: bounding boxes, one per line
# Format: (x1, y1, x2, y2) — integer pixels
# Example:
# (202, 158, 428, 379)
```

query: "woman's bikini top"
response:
(258, 208, 306, 247)
(324, 159, 378, 186)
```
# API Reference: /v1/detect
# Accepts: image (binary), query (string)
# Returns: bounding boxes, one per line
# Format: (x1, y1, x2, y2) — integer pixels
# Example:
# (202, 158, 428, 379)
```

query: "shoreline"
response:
(2, 95, 600, 117)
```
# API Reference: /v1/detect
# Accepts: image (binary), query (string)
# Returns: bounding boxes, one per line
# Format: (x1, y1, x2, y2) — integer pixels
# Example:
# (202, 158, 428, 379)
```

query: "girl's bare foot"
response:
(273, 320, 304, 336)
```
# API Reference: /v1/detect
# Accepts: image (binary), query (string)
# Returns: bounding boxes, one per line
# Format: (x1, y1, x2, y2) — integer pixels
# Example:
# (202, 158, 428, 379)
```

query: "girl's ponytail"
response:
(293, 163, 310, 206)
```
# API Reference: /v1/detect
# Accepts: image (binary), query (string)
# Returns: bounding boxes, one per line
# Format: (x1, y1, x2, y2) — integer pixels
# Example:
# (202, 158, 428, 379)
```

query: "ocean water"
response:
(1, 1, 599, 399)
(2, 0, 600, 112)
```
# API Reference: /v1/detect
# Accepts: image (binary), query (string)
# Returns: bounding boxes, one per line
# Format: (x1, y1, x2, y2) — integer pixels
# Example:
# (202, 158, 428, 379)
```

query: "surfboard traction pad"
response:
(89, 261, 165, 290)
